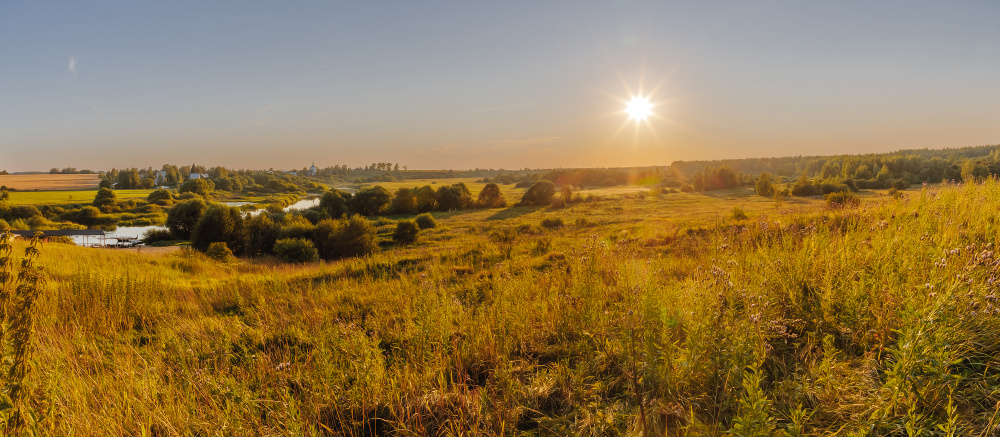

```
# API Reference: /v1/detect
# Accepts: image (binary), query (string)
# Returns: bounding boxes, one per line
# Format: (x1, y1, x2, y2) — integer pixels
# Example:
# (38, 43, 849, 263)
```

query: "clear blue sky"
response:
(2, 1, 997, 172)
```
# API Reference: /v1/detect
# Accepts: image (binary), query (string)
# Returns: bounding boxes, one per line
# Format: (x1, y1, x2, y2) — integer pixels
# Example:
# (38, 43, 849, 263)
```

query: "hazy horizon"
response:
(2, 1, 998, 172)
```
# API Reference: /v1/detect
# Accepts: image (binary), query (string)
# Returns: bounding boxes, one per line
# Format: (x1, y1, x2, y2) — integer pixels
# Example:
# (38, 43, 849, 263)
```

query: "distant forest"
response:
(668, 144, 1000, 192)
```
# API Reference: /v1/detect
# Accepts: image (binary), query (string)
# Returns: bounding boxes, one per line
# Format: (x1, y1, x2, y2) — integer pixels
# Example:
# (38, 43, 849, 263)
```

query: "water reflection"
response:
(70, 196, 322, 246)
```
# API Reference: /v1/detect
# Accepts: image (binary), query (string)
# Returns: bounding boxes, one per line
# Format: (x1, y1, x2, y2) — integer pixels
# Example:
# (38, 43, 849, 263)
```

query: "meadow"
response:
(5, 181, 1000, 435)
(3, 189, 157, 207)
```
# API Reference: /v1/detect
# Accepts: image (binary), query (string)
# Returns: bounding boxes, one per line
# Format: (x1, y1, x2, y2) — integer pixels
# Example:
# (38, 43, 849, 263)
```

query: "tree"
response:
(166, 198, 208, 239)
(560, 185, 573, 204)
(392, 220, 420, 245)
(755, 172, 775, 198)
(179, 179, 213, 197)
(244, 213, 280, 256)
(273, 238, 319, 263)
(92, 187, 117, 211)
(324, 214, 379, 259)
(436, 184, 471, 211)
(117, 168, 141, 189)
(390, 188, 416, 214)
(476, 183, 506, 208)
(98, 178, 113, 189)
(320, 189, 352, 218)
(519, 180, 556, 206)
(791, 173, 821, 197)
(351, 186, 391, 216)
(191, 204, 246, 254)
(414, 186, 438, 212)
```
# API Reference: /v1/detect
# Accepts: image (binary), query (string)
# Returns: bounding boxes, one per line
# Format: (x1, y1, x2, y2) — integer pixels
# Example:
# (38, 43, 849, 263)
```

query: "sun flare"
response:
(626, 96, 652, 121)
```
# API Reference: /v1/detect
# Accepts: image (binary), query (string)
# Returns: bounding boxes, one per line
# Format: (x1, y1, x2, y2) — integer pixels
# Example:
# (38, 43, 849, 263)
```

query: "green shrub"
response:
(147, 189, 173, 205)
(179, 178, 213, 197)
(191, 204, 245, 254)
(92, 187, 117, 211)
(206, 242, 233, 262)
(891, 178, 910, 190)
(324, 214, 379, 259)
(540, 217, 564, 228)
(166, 198, 208, 239)
(392, 220, 420, 245)
(141, 228, 174, 244)
(273, 238, 319, 263)
(244, 213, 280, 256)
(825, 191, 860, 208)
(755, 172, 775, 197)
(519, 180, 556, 206)
(731, 207, 748, 220)
(476, 183, 507, 208)
(414, 213, 437, 229)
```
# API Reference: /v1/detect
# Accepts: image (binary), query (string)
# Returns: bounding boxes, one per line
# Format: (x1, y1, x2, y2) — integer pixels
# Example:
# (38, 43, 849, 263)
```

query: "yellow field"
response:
(4, 189, 156, 206)
(0, 174, 101, 190)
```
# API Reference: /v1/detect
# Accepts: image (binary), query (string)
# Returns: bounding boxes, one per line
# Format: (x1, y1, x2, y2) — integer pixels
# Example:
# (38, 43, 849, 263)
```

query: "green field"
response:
(5, 189, 157, 206)
(4, 181, 998, 434)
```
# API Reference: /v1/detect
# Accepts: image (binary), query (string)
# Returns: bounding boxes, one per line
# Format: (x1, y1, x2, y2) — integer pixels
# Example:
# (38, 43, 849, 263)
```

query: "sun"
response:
(626, 96, 652, 121)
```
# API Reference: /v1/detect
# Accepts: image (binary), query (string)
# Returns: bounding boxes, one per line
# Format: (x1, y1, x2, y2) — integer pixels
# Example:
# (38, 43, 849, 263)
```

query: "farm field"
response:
(0, 173, 101, 190)
(5, 181, 998, 435)
(3, 188, 157, 206)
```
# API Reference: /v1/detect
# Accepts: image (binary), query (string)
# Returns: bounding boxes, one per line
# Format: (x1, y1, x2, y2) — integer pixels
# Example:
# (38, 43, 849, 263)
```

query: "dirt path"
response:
(111, 246, 182, 255)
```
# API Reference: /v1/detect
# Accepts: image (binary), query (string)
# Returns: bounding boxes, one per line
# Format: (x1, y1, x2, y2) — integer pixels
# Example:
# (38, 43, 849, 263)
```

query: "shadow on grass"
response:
(485, 206, 540, 221)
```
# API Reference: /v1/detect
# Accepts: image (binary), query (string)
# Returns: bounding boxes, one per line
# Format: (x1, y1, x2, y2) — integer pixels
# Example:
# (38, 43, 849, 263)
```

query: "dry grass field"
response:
(0, 174, 101, 190)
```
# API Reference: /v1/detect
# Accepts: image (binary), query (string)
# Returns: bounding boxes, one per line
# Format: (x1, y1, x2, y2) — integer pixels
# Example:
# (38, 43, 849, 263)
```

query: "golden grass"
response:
(9, 181, 1000, 435)
(4, 189, 157, 206)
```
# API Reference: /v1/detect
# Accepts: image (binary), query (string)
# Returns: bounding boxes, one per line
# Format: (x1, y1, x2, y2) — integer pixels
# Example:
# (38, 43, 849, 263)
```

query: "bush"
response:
(680, 184, 694, 193)
(436, 184, 472, 211)
(351, 186, 392, 216)
(92, 187, 117, 211)
(520, 180, 556, 206)
(142, 228, 174, 244)
(476, 183, 506, 208)
(206, 242, 233, 262)
(825, 191, 860, 208)
(147, 189, 173, 206)
(244, 213, 280, 256)
(540, 217, 564, 228)
(273, 238, 319, 263)
(390, 188, 416, 214)
(320, 189, 351, 218)
(415, 213, 437, 229)
(166, 198, 208, 239)
(324, 214, 379, 259)
(392, 220, 420, 245)
(731, 207, 748, 220)
(179, 178, 213, 197)
(755, 172, 775, 197)
(191, 204, 246, 254)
